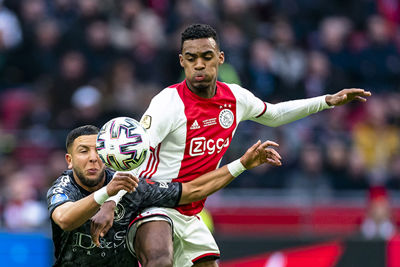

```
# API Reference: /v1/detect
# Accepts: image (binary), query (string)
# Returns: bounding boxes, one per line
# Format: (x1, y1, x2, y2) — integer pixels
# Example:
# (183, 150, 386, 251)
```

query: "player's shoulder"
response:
(218, 81, 246, 92)
(151, 83, 182, 103)
(218, 81, 254, 100)
(47, 171, 75, 193)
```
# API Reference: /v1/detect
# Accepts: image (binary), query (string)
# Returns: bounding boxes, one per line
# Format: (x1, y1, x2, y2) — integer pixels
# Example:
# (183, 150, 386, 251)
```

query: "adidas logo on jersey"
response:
(190, 120, 200, 130)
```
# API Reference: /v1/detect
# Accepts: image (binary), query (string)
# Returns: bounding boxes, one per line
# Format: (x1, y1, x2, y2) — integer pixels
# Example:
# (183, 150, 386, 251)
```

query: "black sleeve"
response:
(46, 174, 79, 218)
(123, 179, 182, 213)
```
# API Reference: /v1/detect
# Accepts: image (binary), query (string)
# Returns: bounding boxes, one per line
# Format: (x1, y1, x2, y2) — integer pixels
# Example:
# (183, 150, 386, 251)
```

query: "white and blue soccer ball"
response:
(96, 117, 149, 171)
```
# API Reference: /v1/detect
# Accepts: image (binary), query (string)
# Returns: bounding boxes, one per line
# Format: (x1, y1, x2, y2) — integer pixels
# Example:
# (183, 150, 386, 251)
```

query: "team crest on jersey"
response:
(219, 109, 234, 129)
(114, 203, 126, 222)
(140, 115, 152, 129)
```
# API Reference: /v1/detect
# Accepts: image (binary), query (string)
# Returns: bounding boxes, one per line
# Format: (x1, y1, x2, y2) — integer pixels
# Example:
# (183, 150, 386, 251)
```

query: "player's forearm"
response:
(52, 196, 101, 231)
(179, 166, 234, 204)
(253, 95, 332, 127)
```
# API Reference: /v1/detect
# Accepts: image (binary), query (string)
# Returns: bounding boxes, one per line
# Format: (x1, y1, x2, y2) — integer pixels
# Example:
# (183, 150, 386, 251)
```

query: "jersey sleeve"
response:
(227, 83, 267, 122)
(46, 175, 79, 218)
(140, 88, 182, 148)
(251, 95, 332, 127)
(228, 83, 332, 127)
(123, 179, 182, 213)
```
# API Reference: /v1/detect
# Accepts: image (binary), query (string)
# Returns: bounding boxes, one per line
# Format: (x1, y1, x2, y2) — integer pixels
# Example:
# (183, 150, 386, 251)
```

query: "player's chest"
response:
(182, 99, 237, 134)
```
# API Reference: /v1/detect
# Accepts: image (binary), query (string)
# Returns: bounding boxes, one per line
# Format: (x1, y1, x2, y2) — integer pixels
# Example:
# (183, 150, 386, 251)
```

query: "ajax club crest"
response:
(219, 109, 234, 129)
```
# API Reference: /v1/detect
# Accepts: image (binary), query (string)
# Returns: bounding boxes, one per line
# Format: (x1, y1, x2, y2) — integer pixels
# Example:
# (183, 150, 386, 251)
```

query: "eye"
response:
(187, 57, 194, 62)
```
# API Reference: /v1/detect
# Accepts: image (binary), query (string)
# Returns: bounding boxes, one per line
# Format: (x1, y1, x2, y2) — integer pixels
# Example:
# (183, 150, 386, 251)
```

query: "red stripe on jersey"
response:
(140, 146, 156, 178)
(147, 143, 161, 178)
(174, 80, 237, 216)
(191, 253, 220, 263)
(256, 102, 267, 118)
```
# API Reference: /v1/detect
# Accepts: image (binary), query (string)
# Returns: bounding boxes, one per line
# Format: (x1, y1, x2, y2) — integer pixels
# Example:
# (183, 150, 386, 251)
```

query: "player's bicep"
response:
(229, 83, 266, 121)
(51, 201, 74, 225)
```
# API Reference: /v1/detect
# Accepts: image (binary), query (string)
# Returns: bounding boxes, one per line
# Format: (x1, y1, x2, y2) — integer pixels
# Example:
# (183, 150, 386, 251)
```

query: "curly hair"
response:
(181, 24, 219, 51)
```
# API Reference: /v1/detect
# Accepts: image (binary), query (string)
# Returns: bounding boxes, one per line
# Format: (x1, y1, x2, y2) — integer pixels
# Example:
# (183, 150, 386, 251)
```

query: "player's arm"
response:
(242, 86, 370, 127)
(90, 140, 281, 246)
(179, 140, 281, 204)
(51, 173, 138, 231)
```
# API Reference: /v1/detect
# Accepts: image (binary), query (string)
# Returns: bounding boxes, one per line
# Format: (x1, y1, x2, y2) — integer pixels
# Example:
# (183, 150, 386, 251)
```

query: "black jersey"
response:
(47, 169, 182, 267)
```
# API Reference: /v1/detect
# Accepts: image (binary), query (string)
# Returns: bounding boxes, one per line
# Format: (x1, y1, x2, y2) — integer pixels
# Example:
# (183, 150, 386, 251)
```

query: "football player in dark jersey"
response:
(47, 125, 281, 267)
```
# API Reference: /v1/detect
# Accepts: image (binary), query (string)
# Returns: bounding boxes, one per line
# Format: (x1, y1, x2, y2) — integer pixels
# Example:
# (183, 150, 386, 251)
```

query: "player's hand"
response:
(325, 88, 372, 106)
(240, 140, 282, 169)
(90, 201, 116, 247)
(106, 172, 139, 196)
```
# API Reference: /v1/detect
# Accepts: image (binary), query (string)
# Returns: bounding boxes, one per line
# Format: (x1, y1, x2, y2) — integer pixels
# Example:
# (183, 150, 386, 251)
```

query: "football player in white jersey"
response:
(96, 24, 371, 267)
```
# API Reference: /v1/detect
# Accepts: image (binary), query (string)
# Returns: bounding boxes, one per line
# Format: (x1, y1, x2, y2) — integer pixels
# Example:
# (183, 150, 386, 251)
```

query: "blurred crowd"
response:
(0, 0, 400, 231)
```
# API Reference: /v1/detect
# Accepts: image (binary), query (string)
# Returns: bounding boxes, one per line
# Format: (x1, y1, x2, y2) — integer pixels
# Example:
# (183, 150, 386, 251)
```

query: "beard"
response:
(74, 167, 105, 188)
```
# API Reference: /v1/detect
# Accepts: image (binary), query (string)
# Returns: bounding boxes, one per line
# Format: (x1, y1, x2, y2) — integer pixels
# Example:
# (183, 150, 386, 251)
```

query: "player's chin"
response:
(192, 80, 210, 90)
(86, 168, 104, 180)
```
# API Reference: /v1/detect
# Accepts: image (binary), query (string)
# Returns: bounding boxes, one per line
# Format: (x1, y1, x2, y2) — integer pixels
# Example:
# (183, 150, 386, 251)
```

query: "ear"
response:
(219, 51, 225, 65)
(179, 54, 184, 67)
(65, 153, 73, 169)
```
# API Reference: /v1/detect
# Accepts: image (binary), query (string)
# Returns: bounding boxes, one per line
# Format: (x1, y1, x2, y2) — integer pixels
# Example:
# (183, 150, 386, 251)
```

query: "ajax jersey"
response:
(139, 80, 266, 215)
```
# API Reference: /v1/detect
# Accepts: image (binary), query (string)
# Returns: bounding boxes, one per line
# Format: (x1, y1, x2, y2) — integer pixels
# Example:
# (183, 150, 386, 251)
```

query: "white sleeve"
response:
(228, 83, 266, 122)
(139, 89, 180, 148)
(252, 95, 333, 127)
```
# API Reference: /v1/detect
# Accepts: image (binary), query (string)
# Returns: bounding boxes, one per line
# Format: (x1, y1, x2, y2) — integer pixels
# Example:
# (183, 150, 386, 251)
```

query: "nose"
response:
(194, 58, 205, 70)
(89, 149, 99, 163)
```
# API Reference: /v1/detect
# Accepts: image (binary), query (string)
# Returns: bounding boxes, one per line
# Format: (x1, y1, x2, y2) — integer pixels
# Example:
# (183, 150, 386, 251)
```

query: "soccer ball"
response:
(96, 117, 149, 171)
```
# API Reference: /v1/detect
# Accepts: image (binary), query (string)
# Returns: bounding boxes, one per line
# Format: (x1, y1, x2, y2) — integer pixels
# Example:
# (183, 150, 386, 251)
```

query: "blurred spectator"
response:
(286, 143, 332, 202)
(302, 51, 340, 98)
(49, 50, 88, 127)
(353, 97, 400, 185)
(314, 16, 354, 88)
(357, 15, 400, 92)
(360, 186, 396, 240)
(2, 171, 47, 231)
(248, 39, 277, 99)
(0, 1, 22, 50)
(270, 18, 307, 99)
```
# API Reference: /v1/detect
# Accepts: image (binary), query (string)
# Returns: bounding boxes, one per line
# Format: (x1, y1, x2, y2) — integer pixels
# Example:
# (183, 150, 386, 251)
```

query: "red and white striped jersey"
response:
(138, 80, 266, 216)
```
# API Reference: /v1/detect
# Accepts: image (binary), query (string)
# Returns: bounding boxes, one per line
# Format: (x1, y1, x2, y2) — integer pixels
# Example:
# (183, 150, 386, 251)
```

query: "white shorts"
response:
(126, 207, 220, 267)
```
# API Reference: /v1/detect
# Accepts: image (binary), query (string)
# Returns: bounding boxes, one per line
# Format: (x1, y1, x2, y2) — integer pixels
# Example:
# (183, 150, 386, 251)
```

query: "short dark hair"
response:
(181, 24, 219, 51)
(66, 125, 99, 152)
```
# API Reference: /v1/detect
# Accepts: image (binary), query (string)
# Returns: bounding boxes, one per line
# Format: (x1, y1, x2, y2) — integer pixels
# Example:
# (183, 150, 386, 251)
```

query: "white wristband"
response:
(93, 186, 109, 205)
(227, 159, 246, 177)
(106, 189, 127, 205)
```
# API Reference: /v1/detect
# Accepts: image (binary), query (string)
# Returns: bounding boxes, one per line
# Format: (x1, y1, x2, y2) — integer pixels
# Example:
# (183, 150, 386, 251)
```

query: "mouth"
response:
(87, 168, 99, 175)
(194, 74, 205, 82)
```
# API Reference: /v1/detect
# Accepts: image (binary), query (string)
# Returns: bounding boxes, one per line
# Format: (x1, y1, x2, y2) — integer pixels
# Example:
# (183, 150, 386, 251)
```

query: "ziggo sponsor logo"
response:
(189, 137, 230, 156)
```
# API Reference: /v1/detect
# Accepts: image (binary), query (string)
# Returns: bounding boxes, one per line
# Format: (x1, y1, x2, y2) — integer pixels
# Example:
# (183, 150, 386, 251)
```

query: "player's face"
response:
(65, 135, 106, 189)
(179, 38, 224, 94)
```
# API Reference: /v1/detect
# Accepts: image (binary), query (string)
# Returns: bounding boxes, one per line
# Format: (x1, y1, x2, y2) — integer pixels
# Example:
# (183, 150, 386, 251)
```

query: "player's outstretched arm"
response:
(325, 88, 372, 106)
(253, 88, 371, 128)
(179, 140, 281, 204)
(52, 173, 138, 231)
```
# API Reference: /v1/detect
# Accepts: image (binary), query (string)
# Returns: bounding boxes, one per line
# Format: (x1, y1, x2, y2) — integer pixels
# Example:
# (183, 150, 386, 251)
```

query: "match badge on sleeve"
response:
(140, 115, 152, 129)
(51, 193, 68, 205)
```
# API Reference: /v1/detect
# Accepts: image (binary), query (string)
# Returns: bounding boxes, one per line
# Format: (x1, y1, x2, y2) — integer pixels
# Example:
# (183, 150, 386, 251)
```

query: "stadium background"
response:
(0, 0, 399, 266)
